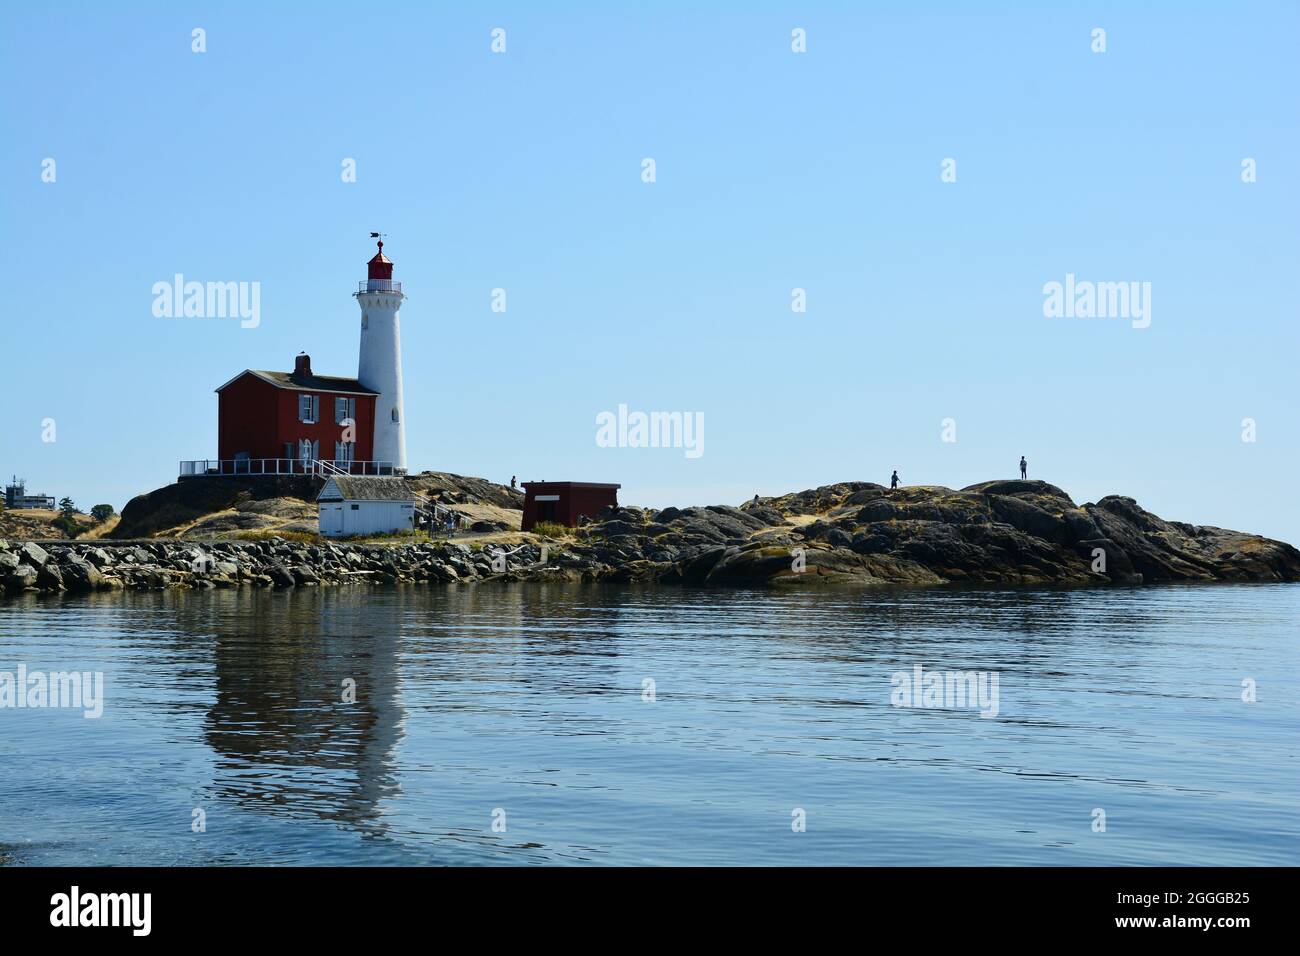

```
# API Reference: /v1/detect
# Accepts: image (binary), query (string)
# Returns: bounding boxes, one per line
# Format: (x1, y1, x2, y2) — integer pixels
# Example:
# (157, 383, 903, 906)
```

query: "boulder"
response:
(19, 542, 50, 567)
(266, 562, 296, 588)
(61, 556, 106, 592)
(4, 565, 39, 593)
(36, 563, 65, 591)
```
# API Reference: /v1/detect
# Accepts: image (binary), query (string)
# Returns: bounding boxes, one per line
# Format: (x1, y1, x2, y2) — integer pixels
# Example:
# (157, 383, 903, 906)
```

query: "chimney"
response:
(294, 353, 312, 377)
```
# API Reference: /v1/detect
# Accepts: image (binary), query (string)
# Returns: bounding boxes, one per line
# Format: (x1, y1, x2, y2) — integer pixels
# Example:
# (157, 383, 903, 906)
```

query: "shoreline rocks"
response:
(3, 479, 1298, 597)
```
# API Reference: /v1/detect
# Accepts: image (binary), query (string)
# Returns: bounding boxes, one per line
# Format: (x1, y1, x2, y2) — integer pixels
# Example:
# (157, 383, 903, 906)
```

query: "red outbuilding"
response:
(521, 481, 621, 530)
(208, 353, 381, 475)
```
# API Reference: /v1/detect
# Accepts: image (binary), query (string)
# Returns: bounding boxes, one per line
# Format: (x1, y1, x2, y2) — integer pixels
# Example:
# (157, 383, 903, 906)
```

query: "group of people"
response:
(887, 457, 1028, 491)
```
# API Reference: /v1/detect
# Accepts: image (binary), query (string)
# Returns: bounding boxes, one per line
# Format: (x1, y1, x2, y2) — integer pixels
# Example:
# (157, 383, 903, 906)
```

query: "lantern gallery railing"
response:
(179, 459, 401, 478)
(357, 280, 402, 294)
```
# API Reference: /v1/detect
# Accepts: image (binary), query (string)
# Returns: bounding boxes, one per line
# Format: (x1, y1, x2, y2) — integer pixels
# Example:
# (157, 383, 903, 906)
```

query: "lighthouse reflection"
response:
(202, 588, 406, 833)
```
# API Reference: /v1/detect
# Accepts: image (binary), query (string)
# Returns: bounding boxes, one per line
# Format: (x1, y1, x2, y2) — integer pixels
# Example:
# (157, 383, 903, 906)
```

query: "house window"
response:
(335, 396, 355, 425)
(299, 394, 318, 423)
(334, 441, 355, 467)
(361, 312, 369, 329)
(391, 407, 400, 423)
(351, 504, 360, 511)
(298, 439, 318, 465)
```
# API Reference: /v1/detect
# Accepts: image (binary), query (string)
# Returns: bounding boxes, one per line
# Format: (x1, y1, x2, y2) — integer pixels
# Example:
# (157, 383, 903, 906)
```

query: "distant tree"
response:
(90, 504, 115, 523)
(58, 496, 79, 517)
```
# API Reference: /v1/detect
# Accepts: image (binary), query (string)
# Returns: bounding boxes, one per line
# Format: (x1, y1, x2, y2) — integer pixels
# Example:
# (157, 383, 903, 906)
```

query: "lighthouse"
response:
(355, 240, 407, 473)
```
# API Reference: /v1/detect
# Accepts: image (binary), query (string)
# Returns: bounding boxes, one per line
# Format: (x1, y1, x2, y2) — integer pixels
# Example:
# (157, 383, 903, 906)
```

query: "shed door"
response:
(320, 504, 344, 536)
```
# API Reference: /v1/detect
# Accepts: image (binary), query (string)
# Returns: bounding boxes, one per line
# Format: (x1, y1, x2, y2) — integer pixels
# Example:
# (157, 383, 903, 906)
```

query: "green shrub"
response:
(531, 521, 570, 539)
(52, 514, 82, 539)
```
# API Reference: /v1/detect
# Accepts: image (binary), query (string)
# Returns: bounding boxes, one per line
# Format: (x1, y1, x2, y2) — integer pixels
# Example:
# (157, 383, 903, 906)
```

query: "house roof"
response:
(318, 476, 416, 502)
(216, 369, 379, 395)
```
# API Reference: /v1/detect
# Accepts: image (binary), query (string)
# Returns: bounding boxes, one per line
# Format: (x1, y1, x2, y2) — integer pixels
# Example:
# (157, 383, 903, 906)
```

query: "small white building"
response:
(318, 476, 417, 538)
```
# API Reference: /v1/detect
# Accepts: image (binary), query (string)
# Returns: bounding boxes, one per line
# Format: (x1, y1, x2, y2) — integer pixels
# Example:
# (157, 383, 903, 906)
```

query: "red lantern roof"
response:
(367, 240, 393, 280)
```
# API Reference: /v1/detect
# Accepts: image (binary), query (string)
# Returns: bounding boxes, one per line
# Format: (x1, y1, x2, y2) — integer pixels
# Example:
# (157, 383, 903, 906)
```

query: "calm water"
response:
(1, 583, 1296, 866)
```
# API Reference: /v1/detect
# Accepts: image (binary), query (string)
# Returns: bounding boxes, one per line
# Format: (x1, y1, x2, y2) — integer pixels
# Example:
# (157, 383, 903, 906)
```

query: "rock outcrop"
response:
(110, 471, 524, 540)
(4, 479, 1296, 596)
(571, 479, 1300, 587)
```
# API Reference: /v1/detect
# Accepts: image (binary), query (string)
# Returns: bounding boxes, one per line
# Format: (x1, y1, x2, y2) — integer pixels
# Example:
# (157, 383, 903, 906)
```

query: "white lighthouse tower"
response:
(355, 240, 407, 473)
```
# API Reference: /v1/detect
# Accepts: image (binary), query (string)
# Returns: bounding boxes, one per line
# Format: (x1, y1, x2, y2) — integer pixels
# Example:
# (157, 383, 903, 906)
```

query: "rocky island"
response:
(2, 476, 1297, 597)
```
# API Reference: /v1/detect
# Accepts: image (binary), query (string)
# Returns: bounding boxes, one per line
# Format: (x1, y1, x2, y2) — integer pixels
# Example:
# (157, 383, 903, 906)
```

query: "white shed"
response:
(318, 476, 417, 538)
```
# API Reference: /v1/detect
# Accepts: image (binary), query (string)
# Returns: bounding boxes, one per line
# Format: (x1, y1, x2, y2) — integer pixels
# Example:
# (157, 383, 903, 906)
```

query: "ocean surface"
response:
(1, 583, 1296, 866)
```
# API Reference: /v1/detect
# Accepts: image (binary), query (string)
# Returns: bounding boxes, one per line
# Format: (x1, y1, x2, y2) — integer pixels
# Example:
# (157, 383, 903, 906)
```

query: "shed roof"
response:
(318, 476, 416, 502)
(522, 481, 621, 491)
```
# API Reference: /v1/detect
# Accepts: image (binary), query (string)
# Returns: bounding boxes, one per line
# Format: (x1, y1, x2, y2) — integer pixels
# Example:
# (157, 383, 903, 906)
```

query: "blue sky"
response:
(3, 2, 1297, 544)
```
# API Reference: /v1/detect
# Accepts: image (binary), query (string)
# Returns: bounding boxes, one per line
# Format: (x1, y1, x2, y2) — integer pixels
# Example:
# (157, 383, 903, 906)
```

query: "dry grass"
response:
(79, 515, 121, 539)
(0, 508, 99, 540)
(233, 529, 319, 543)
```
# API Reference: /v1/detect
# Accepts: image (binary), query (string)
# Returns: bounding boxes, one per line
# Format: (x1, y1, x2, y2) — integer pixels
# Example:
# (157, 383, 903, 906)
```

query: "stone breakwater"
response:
(0, 538, 579, 596)
(4, 479, 1299, 597)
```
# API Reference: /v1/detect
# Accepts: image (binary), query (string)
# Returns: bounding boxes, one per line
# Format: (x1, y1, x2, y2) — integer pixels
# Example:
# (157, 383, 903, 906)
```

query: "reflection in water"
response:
(1, 582, 1297, 865)
(202, 589, 407, 834)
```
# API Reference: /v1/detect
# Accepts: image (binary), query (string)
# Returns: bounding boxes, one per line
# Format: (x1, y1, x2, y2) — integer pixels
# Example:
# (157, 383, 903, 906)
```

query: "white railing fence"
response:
(179, 458, 400, 478)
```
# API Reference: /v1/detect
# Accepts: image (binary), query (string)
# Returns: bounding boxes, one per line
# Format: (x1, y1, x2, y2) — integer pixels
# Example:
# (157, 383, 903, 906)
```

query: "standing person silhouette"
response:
(890, 470, 900, 491)
(1019, 456, 1027, 479)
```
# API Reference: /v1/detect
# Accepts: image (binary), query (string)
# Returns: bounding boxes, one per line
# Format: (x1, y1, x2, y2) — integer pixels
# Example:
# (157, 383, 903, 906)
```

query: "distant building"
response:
(317, 476, 417, 538)
(182, 240, 410, 478)
(4, 476, 55, 511)
(521, 481, 620, 530)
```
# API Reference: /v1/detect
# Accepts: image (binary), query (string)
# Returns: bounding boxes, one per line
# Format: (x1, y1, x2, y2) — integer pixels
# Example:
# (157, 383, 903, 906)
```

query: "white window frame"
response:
(335, 396, 355, 425)
(299, 394, 318, 424)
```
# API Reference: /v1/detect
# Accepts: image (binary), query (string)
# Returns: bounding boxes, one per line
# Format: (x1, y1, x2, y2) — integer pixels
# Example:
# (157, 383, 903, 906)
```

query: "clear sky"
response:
(2, 2, 1297, 544)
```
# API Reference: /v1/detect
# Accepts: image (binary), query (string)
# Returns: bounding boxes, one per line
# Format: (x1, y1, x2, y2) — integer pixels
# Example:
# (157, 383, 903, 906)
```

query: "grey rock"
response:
(36, 563, 65, 591)
(61, 556, 105, 592)
(19, 542, 50, 567)
(5, 564, 39, 592)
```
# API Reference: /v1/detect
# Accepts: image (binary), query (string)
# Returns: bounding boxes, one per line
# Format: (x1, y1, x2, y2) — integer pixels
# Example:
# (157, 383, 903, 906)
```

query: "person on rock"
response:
(1019, 456, 1028, 480)
(890, 470, 900, 491)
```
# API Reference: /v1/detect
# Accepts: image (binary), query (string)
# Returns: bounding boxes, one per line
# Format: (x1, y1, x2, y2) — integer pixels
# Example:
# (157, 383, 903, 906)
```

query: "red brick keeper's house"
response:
(207, 353, 380, 474)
